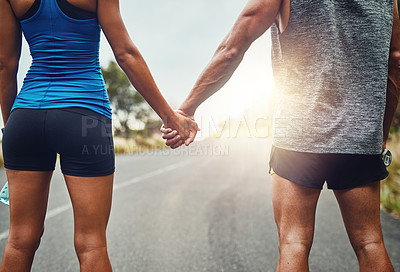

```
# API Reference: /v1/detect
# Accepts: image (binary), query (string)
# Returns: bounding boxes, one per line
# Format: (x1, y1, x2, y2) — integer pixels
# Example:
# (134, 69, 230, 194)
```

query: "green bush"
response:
(381, 160, 400, 217)
(0, 155, 3, 168)
(114, 137, 166, 155)
(381, 135, 400, 217)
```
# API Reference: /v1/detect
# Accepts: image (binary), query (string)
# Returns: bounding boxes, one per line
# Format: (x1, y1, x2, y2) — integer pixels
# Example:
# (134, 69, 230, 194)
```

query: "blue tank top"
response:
(12, 0, 112, 119)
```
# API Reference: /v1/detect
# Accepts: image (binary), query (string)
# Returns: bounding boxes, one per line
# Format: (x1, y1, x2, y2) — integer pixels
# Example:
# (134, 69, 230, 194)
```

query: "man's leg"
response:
(334, 181, 394, 272)
(271, 174, 321, 272)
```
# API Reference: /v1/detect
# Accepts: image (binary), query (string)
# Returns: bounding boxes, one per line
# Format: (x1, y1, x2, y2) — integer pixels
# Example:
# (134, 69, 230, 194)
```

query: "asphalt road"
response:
(0, 138, 399, 272)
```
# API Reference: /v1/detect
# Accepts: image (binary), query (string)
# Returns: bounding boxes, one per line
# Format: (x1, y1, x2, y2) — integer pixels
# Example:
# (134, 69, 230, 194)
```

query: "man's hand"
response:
(161, 109, 199, 149)
(161, 110, 198, 149)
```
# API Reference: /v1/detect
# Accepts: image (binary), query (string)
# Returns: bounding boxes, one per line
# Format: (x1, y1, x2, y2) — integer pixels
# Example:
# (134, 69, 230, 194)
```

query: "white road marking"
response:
(0, 230, 8, 241)
(0, 161, 190, 241)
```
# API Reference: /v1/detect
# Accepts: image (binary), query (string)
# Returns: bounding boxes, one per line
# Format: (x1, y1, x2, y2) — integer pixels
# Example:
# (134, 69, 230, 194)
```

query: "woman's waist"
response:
(19, 82, 107, 95)
(25, 65, 102, 78)
(22, 71, 105, 87)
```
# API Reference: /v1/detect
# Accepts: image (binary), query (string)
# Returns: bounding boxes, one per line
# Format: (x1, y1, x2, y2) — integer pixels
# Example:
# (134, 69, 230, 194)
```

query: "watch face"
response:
(382, 149, 392, 168)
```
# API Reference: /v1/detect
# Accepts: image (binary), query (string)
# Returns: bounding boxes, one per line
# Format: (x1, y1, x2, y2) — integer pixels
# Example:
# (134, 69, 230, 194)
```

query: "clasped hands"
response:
(161, 109, 199, 149)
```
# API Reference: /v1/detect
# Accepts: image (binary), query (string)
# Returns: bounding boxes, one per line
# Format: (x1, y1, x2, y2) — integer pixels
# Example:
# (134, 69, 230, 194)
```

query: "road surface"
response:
(0, 138, 399, 271)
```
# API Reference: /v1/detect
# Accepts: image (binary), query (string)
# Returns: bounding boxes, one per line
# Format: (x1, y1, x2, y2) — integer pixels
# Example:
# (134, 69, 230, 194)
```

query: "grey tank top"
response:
(271, 0, 393, 154)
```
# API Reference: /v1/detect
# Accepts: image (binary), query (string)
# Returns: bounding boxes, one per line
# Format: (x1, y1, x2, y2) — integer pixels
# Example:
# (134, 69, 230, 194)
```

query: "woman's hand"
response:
(161, 110, 199, 149)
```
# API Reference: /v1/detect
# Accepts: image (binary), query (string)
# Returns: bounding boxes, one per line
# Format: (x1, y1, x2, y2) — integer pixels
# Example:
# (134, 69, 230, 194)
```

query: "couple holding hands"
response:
(0, 0, 398, 271)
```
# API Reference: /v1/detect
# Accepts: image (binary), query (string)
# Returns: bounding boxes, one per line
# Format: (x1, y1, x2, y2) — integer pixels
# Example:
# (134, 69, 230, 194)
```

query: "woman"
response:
(0, 0, 198, 271)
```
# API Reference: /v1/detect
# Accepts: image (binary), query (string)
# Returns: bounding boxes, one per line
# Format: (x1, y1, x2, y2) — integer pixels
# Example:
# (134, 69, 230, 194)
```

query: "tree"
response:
(102, 61, 153, 137)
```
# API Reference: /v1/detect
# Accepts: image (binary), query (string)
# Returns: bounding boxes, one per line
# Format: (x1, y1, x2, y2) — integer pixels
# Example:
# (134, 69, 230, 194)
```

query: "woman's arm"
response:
(0, 0, 22, 126)
(97, 0, 198, 144)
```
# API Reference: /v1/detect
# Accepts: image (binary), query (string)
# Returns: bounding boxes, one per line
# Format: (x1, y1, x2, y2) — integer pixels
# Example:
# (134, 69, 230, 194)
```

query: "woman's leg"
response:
(0, 170, 53, 272)
(64, 174, 114, 272)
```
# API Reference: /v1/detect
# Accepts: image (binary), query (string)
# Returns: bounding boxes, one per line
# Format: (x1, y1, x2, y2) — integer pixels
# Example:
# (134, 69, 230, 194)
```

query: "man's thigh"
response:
(271, 174, 321, 243)
(333, 181, 383, 247)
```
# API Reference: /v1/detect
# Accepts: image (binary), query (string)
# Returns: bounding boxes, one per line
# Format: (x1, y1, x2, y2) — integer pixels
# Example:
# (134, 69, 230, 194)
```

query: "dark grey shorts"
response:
(2, 107, 115, 177)
(269, 145, 388, 190)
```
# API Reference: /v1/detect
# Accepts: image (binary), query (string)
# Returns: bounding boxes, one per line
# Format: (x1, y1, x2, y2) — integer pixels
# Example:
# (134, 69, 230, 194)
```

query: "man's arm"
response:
(0, 0, 21, 126)
(179, 0, 283, 116)
(383, 0, 400, 149)
(162, 0, 283, 148)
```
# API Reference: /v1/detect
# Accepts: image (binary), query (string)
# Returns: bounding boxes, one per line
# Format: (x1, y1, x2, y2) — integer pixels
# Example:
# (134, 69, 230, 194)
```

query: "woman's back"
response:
(10, 0, 112, 118)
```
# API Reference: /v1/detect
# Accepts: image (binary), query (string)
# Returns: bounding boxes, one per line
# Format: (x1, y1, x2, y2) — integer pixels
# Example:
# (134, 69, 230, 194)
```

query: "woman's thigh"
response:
(64, 174, 114, 242)
(6, 170, 53, 238)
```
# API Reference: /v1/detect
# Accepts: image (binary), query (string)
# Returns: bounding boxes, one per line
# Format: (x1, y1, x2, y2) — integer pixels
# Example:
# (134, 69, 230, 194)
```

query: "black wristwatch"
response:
(1, 128, 3, 134)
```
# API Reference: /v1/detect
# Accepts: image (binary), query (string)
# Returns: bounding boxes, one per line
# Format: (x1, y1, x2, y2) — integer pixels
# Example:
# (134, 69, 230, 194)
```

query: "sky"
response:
(13, 0, 275, 137)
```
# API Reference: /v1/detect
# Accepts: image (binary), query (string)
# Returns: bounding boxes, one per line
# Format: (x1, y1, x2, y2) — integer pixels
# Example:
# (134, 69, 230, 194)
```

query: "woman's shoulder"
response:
(7, 0, 36, 19)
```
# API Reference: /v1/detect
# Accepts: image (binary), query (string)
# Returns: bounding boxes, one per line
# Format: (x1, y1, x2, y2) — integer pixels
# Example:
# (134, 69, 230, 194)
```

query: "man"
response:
(162, 0, 399, 271)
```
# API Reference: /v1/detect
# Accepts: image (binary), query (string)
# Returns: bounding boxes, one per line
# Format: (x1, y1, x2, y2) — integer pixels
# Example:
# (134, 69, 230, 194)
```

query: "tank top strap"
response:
(41, 0, 52, 13)
(38, 0, 67, 20)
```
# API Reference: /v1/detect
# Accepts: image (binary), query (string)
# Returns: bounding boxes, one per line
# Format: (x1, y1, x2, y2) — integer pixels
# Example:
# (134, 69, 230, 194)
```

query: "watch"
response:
(381, 149, 392, 168)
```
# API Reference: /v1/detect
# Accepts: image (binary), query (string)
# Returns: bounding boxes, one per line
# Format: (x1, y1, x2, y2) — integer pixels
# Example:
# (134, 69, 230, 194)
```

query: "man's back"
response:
(271, 0, 394, 154)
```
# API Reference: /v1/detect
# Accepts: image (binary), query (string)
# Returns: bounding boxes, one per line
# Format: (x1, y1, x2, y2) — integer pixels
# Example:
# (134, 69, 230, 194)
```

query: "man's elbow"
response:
(223, 47, 240, 62)
(217, 43, 243, 64)
(389, 49, 400, 71)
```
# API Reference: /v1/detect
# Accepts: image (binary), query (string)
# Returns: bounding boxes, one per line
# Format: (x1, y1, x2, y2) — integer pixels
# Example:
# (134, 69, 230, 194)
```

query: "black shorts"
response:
(269, 145, 388, 190)
(2, 108, 115, 177)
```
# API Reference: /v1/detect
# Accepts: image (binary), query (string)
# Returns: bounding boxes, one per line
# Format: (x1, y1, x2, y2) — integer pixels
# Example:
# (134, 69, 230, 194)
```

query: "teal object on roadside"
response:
(0, 182, 9, 206)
